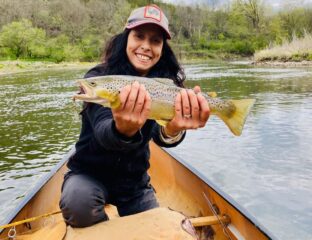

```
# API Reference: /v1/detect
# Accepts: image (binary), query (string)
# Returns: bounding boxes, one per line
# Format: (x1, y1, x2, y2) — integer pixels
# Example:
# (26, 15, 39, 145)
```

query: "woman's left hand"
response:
(163, 86, 210, 137)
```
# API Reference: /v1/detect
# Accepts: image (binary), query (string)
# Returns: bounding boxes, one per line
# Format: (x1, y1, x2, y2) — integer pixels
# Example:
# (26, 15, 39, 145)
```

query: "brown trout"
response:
(73, 75, 255, 136)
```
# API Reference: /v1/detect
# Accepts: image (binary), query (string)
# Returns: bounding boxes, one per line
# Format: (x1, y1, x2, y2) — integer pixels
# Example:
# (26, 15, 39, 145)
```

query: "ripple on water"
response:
(173, 64, 312, 239)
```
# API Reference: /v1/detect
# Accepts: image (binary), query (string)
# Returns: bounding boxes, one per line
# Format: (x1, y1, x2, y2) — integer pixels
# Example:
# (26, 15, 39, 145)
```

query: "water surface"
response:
(0, 69, 85, 221)
(178, 62, 312, 240)
(0, 63, 311, 239)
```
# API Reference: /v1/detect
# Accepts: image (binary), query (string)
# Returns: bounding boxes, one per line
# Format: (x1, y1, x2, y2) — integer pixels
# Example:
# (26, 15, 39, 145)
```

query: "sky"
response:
(161, 0, 312, 9)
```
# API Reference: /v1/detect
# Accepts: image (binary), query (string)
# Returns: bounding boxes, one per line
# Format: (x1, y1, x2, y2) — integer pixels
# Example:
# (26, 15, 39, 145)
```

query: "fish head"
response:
(73, 78, 123, 108)
(73, 79, 111, 105)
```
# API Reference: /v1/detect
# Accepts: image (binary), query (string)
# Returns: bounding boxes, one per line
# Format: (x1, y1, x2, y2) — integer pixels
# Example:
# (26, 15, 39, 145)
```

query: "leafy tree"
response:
(79, 34, 102, 61)
(279, 8, 312, 40)
(0, 19, 47, 58)
(232, 0, 265, 32)
(46, 34, 71, 62)
(0, 0, 311, 61)
(48, 0, 90, 42)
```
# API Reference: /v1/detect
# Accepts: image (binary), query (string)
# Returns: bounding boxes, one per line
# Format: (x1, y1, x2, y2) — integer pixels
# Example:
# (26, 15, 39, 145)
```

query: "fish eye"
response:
(90, 82, 96, 86)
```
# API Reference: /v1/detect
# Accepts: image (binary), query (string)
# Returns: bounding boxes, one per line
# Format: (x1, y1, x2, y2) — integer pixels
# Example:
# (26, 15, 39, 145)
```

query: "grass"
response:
(254, 32, 312, 62)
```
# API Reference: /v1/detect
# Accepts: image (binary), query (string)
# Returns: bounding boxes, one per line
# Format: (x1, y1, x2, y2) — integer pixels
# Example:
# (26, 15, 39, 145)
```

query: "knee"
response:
(59, 179, 108, 227)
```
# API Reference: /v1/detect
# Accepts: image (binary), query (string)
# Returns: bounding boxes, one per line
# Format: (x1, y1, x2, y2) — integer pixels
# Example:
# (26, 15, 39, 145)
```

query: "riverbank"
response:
(0, 60, 95, 76)
(1, 58, 311, 76)
(254, 33, 312, 64)
(0, 58, 229, 75)
(252, 60, 312, 67)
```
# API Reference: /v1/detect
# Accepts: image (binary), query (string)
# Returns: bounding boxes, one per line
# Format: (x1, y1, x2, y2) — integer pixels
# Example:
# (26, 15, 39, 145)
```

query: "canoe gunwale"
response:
(162, 147, 277, 240)
(0, 146, 75, 234)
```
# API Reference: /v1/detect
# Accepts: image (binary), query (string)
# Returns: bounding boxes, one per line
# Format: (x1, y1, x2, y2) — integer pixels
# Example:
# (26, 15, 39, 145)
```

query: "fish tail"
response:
(217, 99, 255, 136)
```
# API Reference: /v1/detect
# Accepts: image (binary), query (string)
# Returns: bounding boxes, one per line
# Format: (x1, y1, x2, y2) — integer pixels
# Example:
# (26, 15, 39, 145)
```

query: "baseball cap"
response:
(125, 4, 171, 39)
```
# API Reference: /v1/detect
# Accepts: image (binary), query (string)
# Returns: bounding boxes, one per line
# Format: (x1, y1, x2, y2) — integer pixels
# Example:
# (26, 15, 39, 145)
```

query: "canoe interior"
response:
(0, 142, 274, 240)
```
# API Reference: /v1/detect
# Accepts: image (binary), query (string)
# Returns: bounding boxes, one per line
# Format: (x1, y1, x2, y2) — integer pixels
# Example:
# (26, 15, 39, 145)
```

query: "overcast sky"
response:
(161, 0, 312, 9)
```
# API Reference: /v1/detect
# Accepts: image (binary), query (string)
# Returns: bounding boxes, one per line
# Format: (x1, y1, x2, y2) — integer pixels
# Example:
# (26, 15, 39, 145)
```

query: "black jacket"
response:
(67, 65, 185, 188)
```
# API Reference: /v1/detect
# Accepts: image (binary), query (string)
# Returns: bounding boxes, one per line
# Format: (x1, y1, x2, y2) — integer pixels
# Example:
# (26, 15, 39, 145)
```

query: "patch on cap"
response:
(144, 5, 162, 22)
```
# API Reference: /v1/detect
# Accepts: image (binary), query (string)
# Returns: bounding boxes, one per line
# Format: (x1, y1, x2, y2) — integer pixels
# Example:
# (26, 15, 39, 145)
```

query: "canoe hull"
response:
(149, 142, 273, 240)
(0, 142, 275, 240)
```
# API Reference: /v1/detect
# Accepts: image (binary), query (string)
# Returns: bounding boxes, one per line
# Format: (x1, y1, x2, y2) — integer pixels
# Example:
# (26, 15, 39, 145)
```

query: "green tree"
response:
(232, 0, 266, 32)
(279, 8, 312, 40)
(79, 34, 102, 61)
(46, 34, 70, 62)
(48, 0, 89, 42)
(0, 19, 47, 58)
(227, 3, 250, 39)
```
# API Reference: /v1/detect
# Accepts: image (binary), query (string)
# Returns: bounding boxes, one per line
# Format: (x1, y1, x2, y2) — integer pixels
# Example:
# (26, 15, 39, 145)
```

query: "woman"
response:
(60, 4, 210, 227)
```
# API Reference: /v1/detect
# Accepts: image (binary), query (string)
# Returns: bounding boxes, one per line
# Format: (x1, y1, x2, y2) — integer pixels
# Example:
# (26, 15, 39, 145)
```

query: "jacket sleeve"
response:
(85, 103, 143, 152)
(151, 124, 186, 148)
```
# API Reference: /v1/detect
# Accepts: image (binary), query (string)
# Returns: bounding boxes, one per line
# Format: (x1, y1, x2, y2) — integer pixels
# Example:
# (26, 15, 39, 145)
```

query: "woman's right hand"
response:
(112, 81, 151, 137)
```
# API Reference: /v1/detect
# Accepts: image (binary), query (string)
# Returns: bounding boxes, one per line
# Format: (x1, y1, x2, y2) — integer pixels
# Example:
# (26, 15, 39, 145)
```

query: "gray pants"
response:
(59, 171, 159, 227)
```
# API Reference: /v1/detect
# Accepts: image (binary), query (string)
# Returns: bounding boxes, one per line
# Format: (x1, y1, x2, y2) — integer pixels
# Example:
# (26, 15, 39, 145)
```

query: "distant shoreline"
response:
(253, 33, 312, 65)
(1, 59, 312, 76)
(252, 60, 312, 67)
(0, 60, 96, 76)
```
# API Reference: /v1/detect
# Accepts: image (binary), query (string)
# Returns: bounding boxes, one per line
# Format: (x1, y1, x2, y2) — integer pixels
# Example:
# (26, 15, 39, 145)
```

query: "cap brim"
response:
(125, 20, 171, 39)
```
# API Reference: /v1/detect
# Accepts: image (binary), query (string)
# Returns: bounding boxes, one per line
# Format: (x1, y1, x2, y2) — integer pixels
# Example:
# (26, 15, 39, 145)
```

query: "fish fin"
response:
(207, 92, 217, 98)
(156, 120, 170, 126)
(95, 89, 121, 109)
(218, 99, 255, 136)
(110, 98, 121, 109)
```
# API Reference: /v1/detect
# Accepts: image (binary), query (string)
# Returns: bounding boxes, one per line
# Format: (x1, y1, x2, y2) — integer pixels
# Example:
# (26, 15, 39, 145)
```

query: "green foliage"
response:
(0, 19, 47, 58)
(79, 34, 102, 61)
(279, 8, 311, 40)
(0, 0, 311, 62)
(204, 40, 254, 55)
(46, 34, 71, 62)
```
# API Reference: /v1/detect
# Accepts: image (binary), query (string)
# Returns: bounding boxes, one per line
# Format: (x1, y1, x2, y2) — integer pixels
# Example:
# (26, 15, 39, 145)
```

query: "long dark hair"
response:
(100, 29, 185, 87)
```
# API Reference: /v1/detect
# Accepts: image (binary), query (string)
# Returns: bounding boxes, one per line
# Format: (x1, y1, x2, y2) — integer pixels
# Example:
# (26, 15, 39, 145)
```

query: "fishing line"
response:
(202, 192, 233, 240)
(50, 98, 81, 160)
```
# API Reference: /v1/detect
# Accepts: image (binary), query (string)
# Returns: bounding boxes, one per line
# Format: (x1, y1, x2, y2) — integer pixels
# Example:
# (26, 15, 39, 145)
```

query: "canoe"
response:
(0, 142, 276, 240)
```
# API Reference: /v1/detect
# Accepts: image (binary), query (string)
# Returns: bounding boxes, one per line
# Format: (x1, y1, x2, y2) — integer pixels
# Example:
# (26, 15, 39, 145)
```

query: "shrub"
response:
(254, 32, 312, 62)
(0, 19, 47, 58)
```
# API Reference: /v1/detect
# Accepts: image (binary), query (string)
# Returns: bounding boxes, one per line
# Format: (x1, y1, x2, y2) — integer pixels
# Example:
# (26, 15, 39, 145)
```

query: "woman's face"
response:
(126, 24, 164, 76)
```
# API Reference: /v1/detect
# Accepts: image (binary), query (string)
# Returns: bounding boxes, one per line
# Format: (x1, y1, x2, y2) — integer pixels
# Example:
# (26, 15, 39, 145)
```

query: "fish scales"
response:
(74, 75, 255, 136)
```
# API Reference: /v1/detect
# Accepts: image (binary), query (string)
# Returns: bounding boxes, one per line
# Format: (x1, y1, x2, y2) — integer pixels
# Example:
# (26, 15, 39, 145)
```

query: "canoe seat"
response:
(64, 207, 197, 240)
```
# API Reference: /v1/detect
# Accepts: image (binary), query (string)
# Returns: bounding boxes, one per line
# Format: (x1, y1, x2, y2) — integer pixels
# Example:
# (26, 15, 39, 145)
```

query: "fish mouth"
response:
(73, 80, 92, 100)
(73, 79, 105, 104)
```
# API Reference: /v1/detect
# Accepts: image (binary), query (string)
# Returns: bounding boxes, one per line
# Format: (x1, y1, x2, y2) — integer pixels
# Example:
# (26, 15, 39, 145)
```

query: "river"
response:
(0, 62, 311, 239)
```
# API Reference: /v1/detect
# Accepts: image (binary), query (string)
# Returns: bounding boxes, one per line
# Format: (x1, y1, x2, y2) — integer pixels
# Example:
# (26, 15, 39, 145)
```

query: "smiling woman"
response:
(59, 4, 211, 229)
(126, 25, 164, 76)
